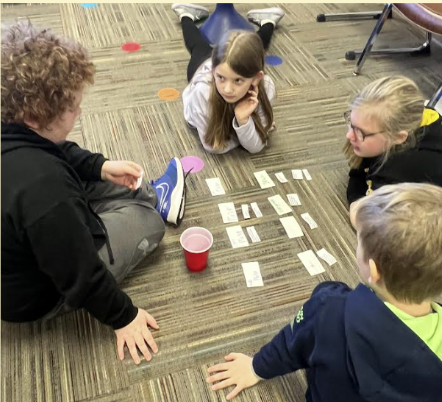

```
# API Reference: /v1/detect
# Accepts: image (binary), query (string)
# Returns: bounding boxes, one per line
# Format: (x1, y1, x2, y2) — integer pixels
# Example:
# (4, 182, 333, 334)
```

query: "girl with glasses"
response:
(343, 76, 442, 224)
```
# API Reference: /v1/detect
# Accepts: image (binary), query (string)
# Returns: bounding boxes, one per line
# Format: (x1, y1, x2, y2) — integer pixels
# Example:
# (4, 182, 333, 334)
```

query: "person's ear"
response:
(23, 117, 40, 130)
(252, 71, 264, 86)
(368, 259, 381, 284)
(393, 130, 408, 145)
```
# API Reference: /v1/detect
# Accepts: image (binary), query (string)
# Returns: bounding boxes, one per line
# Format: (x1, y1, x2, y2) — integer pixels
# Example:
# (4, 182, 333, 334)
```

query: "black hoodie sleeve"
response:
(26, 198, 138, 329)
(56, 141, 107, 181)
(347, 166, 367, 205)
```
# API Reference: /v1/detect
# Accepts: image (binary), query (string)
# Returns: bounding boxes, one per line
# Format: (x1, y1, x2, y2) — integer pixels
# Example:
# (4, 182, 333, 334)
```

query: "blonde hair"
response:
(205, 31, 273, 151)
(1, 20, 95, 128)
(343, 76, 424, 169)
(355, 183, 442, 304)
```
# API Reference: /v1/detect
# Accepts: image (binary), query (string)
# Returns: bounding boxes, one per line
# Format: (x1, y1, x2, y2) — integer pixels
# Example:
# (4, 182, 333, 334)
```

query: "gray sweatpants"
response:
(42, 179, 165, 320)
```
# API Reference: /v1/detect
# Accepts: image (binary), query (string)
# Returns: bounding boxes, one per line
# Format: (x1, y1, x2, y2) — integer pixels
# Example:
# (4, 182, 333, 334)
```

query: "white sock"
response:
(261, 19, 276, 27)
(180, 12, 195, 21)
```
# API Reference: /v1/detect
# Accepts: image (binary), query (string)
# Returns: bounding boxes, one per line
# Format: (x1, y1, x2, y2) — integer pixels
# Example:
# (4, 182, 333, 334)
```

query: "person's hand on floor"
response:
(114, 308, 159, 365)
(101, 160, 143, 190)
(206, 353, 261, 400)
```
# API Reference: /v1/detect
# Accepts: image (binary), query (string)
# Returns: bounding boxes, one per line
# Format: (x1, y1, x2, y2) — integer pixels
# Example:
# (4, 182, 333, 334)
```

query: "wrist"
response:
(250, 357, 263, 381)
(235, 116, 249, 127)
(101, 161, 109, 180)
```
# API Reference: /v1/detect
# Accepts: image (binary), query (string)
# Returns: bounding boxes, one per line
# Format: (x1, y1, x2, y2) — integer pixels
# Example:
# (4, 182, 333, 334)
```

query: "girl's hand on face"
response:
(234, 84, 259, 126)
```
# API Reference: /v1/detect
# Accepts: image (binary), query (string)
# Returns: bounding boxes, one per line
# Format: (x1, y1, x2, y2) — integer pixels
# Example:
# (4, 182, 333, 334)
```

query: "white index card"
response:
(268, 194, 292, 216)
(206, 178, 226, 196)
(301, 213, 318, 229)
(226, 226, 249, 249)
(254, 170, 276, 189)
(279, 216, 304, 238)
(302, 169, 312, 181)
(287, 193, 301, 206)
(316, 248, 337, 266)
(135, 171, 144, 190)
(246, 226, 261, 243)
(251, 202, 263, 218)
(242, 262, 264, 287)
(275, 172, 288, 183)
(298, 250, 325, 275)
(218, 202, 238, 224)
(241, 204, 250, 220)
(292, 169, 303, 180)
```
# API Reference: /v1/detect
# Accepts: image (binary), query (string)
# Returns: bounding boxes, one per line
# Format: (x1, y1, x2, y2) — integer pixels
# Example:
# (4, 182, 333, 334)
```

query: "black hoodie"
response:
(1, 123, 137, 329)
(347, 110, 442, 204)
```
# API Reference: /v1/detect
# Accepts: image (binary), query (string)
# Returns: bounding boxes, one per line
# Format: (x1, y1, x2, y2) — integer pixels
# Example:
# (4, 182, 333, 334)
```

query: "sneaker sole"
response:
(167, 157, 185, 225)
(171, 3, 209, 15)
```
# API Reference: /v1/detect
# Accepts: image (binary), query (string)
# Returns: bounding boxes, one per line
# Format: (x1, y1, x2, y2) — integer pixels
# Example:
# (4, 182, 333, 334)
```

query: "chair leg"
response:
(316, 9, 392, 23)
(344, 3, 391, 75)
(428, 82, 442, 109)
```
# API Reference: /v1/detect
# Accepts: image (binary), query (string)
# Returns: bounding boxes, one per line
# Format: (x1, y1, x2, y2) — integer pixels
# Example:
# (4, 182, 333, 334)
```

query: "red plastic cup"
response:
(180, 227, 213, 272)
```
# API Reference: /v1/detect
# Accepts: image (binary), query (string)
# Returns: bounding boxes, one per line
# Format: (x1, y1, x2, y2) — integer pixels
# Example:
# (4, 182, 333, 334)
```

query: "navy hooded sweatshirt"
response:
(1, 123, 138, 329)
(253, 282, 442, 402)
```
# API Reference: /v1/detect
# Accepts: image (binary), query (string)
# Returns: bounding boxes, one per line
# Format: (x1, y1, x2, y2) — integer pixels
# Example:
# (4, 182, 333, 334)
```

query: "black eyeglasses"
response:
(344, 110, 383, 142)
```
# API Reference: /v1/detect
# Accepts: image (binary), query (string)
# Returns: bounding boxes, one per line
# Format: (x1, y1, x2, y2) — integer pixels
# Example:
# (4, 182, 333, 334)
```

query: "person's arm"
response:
(57, 141, 107, 181)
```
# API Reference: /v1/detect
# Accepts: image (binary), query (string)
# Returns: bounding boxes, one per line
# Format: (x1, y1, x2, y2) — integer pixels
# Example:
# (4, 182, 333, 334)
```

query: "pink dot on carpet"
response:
(181, 156, 204, 173)
(122, 42, 141, 52)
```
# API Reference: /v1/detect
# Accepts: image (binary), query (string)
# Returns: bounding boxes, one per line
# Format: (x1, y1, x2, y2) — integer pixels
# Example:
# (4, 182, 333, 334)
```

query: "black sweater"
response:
(347, 111, 442, 204)
(1, 123, 138, 329)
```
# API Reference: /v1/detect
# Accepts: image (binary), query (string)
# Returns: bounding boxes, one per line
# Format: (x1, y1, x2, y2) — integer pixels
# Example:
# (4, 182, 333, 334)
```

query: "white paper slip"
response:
(254, 170, 276, 189)
(242, 262, 264, 287)
(268, 194, 292, 216)
(302, 169, 312, 181)
(301, 213, 318, 229)
(246, 226, 261, 243)
(279, 216, 304, 238)
(206, 178, 226, 196)
(287, 193, 301, 206)
(218, 202, 239, 224)
(241, 204, 250, 220)
(135, 171, 144, 190)
(275, 172, 288, 183)
(316, 248, 337, 266)
(292, 169, 303, 180)
(251, 202, 263, 218)
(298, 250, 325, 275)
(226, 225, 249, 249)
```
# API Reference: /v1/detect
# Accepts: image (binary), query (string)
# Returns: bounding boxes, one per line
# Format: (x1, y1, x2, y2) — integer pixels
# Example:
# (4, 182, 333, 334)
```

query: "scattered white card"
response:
(301, 213, 318, 229)
(279, 216, 304, 238)
(135, 171, 144, 190)
(226, 226, 249, 249)
(251, 202, 263, 218)
(292, 169, 303, 180)
(275, 172, 288, 183)
(241, 204, 250, 220)
(316, 248, 337, 266)
(218, 202, 239, 223)
(268, 194, 292, 216)
(298, 250, 325, 275)
(302, 169, 312, 181)
(206, 178, 226, 196)
(242, 262, 264, 287)
(287, 193, 301, 206)
(246, 226, 261, 243)
(254, 170, 276, 189)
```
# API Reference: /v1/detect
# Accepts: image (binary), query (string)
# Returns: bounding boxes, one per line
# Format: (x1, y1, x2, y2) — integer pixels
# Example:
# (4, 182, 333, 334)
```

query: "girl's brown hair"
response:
(1, 20, 95, 128)
(205, 31, 273, 151)
(343, 76, 424, 170)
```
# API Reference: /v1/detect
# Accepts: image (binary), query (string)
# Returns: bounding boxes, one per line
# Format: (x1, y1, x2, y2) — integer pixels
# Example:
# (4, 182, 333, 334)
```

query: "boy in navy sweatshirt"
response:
(207, 182, 442, 402)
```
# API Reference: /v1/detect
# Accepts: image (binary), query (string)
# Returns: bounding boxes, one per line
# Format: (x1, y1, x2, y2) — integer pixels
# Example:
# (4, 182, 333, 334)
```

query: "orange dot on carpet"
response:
(158, 88, 180, 101)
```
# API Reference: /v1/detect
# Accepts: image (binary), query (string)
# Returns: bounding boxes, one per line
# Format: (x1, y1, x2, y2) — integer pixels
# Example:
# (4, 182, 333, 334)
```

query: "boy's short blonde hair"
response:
(1, 20, 95, 128)
(355, 183, 442, 304)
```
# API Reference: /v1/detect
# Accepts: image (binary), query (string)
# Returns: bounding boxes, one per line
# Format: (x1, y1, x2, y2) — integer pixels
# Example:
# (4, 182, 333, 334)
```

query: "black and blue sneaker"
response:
(152, 157, 185, 226)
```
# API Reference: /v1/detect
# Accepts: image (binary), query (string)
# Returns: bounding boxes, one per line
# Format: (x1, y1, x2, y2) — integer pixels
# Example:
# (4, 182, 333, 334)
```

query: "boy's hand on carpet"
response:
(101, 160, 143, 190)
(114, 308, 159, 365)
(206, 353, 260, 400)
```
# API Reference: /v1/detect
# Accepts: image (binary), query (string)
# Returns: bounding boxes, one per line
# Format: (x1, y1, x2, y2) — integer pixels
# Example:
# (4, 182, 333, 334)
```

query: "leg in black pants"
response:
(256, 23, 275, 51)
(181, 17, 213, 82)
